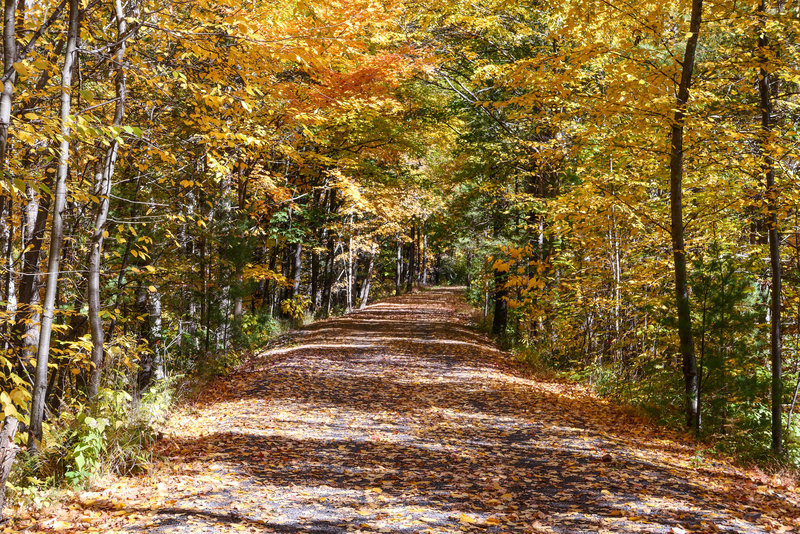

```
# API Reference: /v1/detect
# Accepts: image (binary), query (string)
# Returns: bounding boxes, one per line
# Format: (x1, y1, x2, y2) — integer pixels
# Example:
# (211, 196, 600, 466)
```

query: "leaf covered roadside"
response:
(5, 288, 799, 534)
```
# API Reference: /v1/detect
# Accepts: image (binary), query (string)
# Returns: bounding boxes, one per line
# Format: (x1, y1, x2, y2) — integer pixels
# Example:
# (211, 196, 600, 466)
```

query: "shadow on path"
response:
(65, 288, 797, 533)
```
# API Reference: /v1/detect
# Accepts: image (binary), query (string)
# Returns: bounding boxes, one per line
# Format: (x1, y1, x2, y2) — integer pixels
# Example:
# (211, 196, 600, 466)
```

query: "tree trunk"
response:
(29, 0, 80, 451)
(406, 225, 415, 293)
(311, 243, 320, 310)
(669, 0, 703, 430)
(309, 191, 322, 311)
(421, 230, 428, 285)
(137, 288, 163, 392)
(0, 0, 16, 184)
(492, 267, 508, 337)
(359, 244, 375, 309)
(759, 0, 783, 454)
(279, 242, 290, 306)
(291, 241, 302, 298)
(267, 240, 278, 315)
(3, 198, 14, 321)
(14, 183, 49, 377)
(0, 0, 18, 306)
(87, 0, 127, 400)
(322, 233, 335, 316)
(0, 416, 18, 519)
(466, 249, 473, 289)
(415, 225, 421, 282)
(232, 268, 243, 323)
(395, 236, 402, 296)
(148, 290, 164, 381)
(346, 233, 354, 311)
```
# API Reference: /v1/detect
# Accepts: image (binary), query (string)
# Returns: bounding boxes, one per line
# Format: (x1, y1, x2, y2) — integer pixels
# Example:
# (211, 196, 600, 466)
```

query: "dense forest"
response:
(0, 0, 799, 506)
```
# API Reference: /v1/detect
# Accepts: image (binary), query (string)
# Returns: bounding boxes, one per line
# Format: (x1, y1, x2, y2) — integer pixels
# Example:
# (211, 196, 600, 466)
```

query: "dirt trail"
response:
(11, 288, 799, 533)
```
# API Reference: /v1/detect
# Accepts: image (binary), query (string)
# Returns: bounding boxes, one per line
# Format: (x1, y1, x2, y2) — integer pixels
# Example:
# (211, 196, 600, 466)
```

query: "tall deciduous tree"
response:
(29, 0, 80, 450)
(87, 0, 129, 400)
(669, 0, 703, 430)
(758, 0, 783, 454)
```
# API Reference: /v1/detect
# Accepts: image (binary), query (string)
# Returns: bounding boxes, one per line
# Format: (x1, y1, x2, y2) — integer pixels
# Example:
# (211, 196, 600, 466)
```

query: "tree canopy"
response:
(0, 0, 799, 500)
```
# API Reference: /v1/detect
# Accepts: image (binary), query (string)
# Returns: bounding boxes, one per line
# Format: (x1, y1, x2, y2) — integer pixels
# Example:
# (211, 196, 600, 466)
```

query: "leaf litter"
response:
(6, 288, 799, 533)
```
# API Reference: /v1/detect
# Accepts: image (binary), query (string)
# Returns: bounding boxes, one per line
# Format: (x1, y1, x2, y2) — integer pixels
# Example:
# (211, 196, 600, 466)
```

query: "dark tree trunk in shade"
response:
(669, 0, 703, 429)
(311, 245, 320, 310)
(421, 231, 428, 285)
(759, 0, 783, 454)
(406, 225, 415, 293)
(322, 234, 335, 316)
(492, 267, 508, 337)
(267, 242, 278, 315)
(291, 241, 302, 299)
(359, 246, 376, 309)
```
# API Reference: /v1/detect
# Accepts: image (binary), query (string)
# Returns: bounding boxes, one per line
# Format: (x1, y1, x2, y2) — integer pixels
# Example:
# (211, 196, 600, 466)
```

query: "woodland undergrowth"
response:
(467, 287, 800, 475)
(5, 314, 286, 510)
(5, 279, 404, 513)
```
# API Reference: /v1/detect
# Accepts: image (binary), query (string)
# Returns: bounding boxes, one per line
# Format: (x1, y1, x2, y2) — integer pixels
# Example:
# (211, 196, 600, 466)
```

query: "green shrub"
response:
(240, 311, 284, 348)
(7, 379, 175, 501)
(64, 413, 108, 485)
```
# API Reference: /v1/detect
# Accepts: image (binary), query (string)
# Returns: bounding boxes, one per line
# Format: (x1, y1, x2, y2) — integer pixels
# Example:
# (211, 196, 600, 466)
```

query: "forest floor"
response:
(6, 287, 800, 533)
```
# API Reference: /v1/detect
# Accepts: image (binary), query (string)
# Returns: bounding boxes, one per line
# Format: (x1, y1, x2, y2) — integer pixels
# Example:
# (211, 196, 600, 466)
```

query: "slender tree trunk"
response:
(322, 233, 335, 316)
(0, 4, 64, 309)
(759, 0, 783, 454)
(267, 240, 278, 315)
(199, 224, 208, 352)
(359, 244, 375, 309)
(143, 289, 163, 387)
(492, 207, 508, 337)
(333, 240, 344, 312)
(492, 267, 508, 336)
(406, 225, 415, 293)
(0, 416, 19, 519)
(308, 191, 321, 312)
(232, 267, 243, 322)
(346, 233, 353, 311)
(279, 243, 290, 305)
(395, 236, 402, 296)
(29, 0, 80, 451)
(466, 249, 473, 289)
(669, 0, 703, 430)
(422, 230, 428, 286)
(0, 0, 18, 303)
(136, 287, 163, 392)
(0, 0, 16, 183)
(3, 199, 13, 317)
(291, 241, 302, 298)
(609, 204, 622, 360)
(87, 0, 127, 400)
(415, 225, 421, 282)
(311, 244, 320, 310)
(14, 183, 49, 376)
(318, 190, 336, 315)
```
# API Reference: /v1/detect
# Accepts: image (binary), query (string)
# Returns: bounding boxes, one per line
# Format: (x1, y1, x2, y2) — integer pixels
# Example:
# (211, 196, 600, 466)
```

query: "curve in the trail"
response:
(46, 289, 798, 533)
